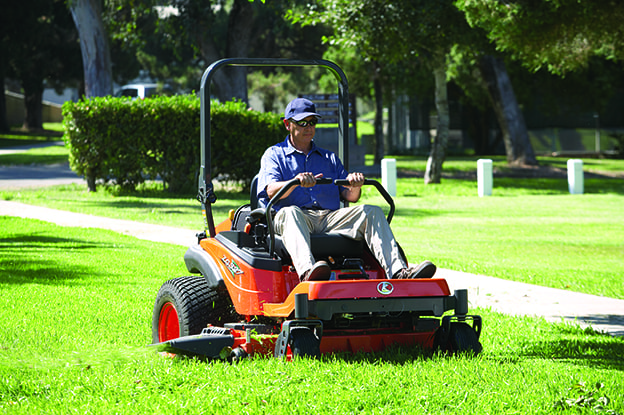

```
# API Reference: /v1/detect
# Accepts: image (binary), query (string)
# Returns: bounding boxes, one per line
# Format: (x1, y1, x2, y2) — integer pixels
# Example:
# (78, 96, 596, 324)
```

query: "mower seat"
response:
(249, 175, 364, 262)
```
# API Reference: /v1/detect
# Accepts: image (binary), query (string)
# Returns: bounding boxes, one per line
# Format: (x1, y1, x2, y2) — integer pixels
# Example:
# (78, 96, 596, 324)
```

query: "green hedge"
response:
(62, 96, 284, 193)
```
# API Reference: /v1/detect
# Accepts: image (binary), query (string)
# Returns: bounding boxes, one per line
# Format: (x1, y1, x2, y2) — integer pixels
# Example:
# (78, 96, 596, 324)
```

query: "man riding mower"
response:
(151, 58, 482, 360)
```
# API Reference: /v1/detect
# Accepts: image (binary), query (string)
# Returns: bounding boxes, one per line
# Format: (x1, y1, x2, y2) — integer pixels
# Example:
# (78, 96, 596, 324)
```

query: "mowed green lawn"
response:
(1, 217, 622, 414)
(371, 179, 624, 299)
(1, 132, 623, 412)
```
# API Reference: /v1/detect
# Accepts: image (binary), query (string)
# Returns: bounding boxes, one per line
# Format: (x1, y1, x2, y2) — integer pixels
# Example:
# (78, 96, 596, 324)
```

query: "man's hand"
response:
(345, 172, 364, 188)
(341, 172, 364, 203)
(296, 172, 323, 188)
(267, 172, 323, 200)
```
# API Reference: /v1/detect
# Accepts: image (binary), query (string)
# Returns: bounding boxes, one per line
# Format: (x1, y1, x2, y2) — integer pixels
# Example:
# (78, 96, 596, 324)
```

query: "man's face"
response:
(285, 116, 317, 143)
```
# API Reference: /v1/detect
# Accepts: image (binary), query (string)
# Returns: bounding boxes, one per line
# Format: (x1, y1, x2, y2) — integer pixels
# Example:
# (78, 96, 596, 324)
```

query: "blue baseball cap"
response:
(284, 98, 322, 121)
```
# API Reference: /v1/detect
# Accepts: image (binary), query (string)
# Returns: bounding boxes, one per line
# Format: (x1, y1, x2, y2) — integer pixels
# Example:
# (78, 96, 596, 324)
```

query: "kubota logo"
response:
(221, 255, 244, 277)
(377, 281, 394, 295)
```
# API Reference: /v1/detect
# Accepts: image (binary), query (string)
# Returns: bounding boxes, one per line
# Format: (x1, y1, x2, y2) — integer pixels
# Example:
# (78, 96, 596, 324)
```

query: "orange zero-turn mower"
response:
(151, 58, 482, 360)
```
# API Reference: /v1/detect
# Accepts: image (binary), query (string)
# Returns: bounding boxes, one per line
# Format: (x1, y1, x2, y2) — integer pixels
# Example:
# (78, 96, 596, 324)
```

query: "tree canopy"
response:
(290, 0, 498, 181)
(1, 0, 82, 129)
(456, 0, 624, 74)
(102, 0, 330, 101)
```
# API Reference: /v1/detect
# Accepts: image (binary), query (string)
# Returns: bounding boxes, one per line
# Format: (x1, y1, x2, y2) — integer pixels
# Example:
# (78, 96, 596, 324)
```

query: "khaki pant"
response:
(274, 204, 406, 278)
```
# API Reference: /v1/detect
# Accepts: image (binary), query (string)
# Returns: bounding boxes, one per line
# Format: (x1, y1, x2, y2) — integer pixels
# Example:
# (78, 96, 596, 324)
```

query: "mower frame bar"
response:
(198, 58, 350, 237)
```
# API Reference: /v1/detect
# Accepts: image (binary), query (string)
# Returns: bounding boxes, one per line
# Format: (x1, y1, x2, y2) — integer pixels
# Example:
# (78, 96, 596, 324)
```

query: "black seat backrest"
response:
(250, 174, 268, 209)
(250, 175, 259, 210)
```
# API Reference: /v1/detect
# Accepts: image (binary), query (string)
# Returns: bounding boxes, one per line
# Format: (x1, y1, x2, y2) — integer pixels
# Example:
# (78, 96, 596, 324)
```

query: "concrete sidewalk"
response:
(0, 140, 65, 155)
(0, 141, 86, 189)
(0, 163, 85, 189)
(1, 199, 623, 337)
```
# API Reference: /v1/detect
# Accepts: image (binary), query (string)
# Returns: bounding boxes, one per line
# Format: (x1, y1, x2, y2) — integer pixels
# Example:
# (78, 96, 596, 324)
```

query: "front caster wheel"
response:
(435, 322, 482, 356)
(289, 326, 321, 358)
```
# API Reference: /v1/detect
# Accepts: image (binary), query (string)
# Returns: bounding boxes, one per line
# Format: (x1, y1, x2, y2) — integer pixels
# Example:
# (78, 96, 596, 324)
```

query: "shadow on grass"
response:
(0, 233, 106, 248)
(568, 314, 624, 337)
(0, 256, 98, 285)
(93, 185, 249, 209)
(106, 183, 249, 200)
(317, 328, 624, 371)
(583, 178, 624, 194)
(386, 154, 624, 196)
(71, 197, 248, 222)
(517, 325, 624, 371)
(393, 206, 448, 219)
(74, 198, 199, 213)
(494, 177, 624, 195)
(0, 233, 114, 285)
(0, 135, 61, 148)
(0, 153, 69, 165)
(26, 182, 250, 217)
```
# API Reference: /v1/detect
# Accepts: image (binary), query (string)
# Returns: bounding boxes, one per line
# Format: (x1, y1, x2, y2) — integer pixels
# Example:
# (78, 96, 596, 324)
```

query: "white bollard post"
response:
(567, 159, 584, 194)
(381, 158, 397, 197)
(477, 159, 493, 197)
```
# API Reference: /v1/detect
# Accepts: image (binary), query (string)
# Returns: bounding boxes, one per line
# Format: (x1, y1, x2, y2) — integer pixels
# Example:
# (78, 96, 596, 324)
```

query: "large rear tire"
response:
(152, 276, 235, 344)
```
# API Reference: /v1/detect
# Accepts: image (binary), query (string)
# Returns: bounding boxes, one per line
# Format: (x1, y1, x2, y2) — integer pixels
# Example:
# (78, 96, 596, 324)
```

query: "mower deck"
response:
(153, 274, 479, 359)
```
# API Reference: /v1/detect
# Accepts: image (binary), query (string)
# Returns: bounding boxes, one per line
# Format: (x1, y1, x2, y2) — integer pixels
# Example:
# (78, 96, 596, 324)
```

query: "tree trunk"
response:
(22, 87, 43, 131)
(69, 0, 113, 98)
(198, 0, 254, 102)
(0, 76, 8, 132)
(373, 61, 384, 165)
(20, 62, 45, 130)
(478, 55, 537, 165)
(424, 54, 450, 184)
(224, 0, 253, 103)
(70, 0, 112, 191)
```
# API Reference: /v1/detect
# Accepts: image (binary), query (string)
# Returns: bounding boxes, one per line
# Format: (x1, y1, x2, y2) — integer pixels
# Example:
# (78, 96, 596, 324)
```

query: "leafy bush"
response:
(62, 96, 283, 193)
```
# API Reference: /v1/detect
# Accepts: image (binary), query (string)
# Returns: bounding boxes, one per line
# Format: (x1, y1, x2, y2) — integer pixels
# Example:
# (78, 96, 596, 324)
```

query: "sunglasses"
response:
(290, 118, 318, 128)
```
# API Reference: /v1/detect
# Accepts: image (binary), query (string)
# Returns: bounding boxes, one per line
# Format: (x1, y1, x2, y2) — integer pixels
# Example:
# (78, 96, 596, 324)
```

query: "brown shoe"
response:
(301, 261, 331, 282)
(393, 261, 436, 279)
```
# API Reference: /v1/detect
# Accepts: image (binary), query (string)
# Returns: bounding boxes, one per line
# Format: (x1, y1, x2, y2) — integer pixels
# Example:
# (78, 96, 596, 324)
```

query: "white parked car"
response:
(115, 83, 172, 99)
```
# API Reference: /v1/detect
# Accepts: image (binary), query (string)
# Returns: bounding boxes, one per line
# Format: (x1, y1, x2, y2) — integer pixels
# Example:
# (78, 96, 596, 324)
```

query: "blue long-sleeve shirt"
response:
(257, 137, 348, 211)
